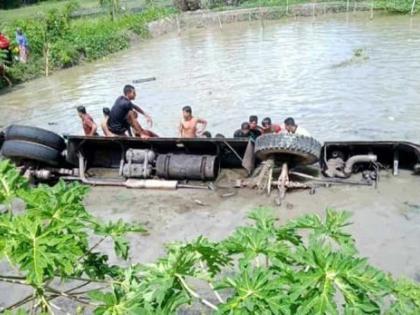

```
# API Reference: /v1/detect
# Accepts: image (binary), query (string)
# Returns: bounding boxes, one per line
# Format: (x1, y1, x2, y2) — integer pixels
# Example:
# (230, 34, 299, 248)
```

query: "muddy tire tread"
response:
(255, 134, 321, 165)
(4, 124, 65, 152)
(1, 140, 62, 166)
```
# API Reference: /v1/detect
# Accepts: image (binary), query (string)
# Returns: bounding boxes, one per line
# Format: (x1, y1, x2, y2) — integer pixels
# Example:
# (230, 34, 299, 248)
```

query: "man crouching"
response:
(107, 85, 157, 138)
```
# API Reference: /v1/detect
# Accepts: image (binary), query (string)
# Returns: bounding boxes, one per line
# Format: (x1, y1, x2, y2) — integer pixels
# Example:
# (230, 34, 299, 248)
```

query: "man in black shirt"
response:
(234, 121, 261, 140)
(107, 85, 153, 137)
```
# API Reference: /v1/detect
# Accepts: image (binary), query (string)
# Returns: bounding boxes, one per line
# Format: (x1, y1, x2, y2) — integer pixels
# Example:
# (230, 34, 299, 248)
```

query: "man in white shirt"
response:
(283, 117, 311, 137)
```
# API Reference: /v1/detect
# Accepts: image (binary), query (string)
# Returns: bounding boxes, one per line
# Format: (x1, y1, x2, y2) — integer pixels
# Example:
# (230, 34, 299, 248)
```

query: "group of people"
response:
(77, 84, 208, 139)
(233, 115, 310, 140)
(0, 28, 29, 63)
(77, 84, 310, 140)
(0, 28, 29, 87)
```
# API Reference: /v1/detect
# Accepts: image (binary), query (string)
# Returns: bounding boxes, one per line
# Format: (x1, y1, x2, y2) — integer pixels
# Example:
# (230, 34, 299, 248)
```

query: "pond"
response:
(1, 12, 420, 142)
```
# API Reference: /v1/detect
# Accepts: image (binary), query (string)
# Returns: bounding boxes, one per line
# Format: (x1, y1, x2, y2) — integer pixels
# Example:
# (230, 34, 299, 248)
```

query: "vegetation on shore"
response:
(210, 0, 419, 13)
(0, 1, 173, 88)
(0, 160, 419, 314)
(0, 0, 419, 90)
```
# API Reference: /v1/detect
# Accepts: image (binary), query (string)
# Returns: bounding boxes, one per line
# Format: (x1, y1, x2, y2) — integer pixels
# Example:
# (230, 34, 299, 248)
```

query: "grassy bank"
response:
(210, 0, 419, 13)
(0, 3, 173, 88)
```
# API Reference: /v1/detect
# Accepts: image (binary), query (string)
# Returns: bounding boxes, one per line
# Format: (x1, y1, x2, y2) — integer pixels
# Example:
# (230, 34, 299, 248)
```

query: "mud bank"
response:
(148, 2, 371, 37)
(84, 169, 420, 279)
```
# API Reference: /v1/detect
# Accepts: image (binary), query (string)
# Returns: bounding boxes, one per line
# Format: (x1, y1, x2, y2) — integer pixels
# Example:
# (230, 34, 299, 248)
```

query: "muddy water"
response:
(1, 12, 420, 141)
(1, 12, 420, 311)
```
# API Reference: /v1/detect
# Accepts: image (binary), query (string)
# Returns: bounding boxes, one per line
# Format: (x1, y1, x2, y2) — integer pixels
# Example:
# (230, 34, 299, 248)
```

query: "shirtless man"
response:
(130, 110, 159, 138)
(179, 106, 207, 138)
(101, 107, 116, 137)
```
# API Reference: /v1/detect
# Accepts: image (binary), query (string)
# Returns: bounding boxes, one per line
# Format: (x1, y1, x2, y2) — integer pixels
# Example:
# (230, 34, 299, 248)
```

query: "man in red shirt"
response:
(77, 106, 98, 136)
(261, 117, 281, 134)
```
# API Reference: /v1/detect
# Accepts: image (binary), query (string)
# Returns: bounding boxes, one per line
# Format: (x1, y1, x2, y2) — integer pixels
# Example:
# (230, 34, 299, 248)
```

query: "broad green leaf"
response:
(0, 160, 28, 206)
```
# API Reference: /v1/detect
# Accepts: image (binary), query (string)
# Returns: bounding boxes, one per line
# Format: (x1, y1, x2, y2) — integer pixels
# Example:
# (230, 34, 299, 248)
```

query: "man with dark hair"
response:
(249, 115, 259, 130)
(179, 106, 207, 138)
(77, 106, 98, 136)
(234, 122, 251, 138)
(201, 131, 212, 138)
(261, 117, 281, 134)
(107, 85, 154, 137)
(249, 114, 263, 137)
(283, 117, 311, 136)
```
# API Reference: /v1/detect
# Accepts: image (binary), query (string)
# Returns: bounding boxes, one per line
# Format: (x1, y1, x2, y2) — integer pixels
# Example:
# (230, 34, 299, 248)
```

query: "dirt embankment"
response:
(147, 2, 371, 37)
(84, 169, 420, 280)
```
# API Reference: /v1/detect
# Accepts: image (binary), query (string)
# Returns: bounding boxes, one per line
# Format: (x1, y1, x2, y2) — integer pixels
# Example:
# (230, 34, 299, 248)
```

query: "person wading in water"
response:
(77, 106, 98, 136)
(107, 85, 154, 138)
(179, 106, 207, 138)
(261, 117, 281, 134)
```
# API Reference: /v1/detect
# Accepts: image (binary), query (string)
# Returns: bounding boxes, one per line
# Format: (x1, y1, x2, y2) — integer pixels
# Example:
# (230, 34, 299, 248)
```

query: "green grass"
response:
(0, 0, 163, 23)
(208, 0, 419, 13)
(0, 0, 93, 23)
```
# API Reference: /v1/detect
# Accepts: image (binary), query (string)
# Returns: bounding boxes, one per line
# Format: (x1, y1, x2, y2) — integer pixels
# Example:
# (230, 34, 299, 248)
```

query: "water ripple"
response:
(1, 12, 420, 141)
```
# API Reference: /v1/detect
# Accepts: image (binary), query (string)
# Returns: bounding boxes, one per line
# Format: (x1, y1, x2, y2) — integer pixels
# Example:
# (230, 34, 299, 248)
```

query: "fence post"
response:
(370, 0, 374, 19)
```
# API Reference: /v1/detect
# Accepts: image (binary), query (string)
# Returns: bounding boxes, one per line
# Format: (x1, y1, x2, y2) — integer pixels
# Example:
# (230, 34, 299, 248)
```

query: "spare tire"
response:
(255, 134, 321, 165)
(4, 125, 65, 152)
(1, 140, 62, 166)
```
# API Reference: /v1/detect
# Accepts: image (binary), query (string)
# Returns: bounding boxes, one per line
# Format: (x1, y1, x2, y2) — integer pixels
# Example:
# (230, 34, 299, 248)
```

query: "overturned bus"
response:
(0, 125, 419, 199)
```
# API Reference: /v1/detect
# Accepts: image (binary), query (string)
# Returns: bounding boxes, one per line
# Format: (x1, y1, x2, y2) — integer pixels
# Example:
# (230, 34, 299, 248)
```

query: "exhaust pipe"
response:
(75, 154, 200, 190)
(344, 154, 377, 176)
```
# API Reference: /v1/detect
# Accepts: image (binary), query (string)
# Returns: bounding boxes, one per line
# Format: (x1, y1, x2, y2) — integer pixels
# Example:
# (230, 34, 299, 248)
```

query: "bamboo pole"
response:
(217, 14, 223, 30)
(411, 0, 416, 15)
(370, 0, 374, 19)
(44, 45, 49, 77)
(312, 0, 316, 18)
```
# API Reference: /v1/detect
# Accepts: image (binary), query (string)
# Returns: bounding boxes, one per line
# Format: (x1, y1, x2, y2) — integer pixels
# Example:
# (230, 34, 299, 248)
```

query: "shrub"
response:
(0, 161, 419, 313)
(0, 5, 172, 86)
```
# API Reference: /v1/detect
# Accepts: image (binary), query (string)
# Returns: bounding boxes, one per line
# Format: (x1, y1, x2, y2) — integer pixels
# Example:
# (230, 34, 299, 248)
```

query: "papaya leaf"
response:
(290, 243, 388, 314)
(0, 160, 28, 207)
(94, 219, 147, 260)
(386, 278, 420, 314)
(216, 266, 290, 315)
(287, 209, 356, 253)
(182, 236, 231, 276)
(247, 207, 277, 232)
